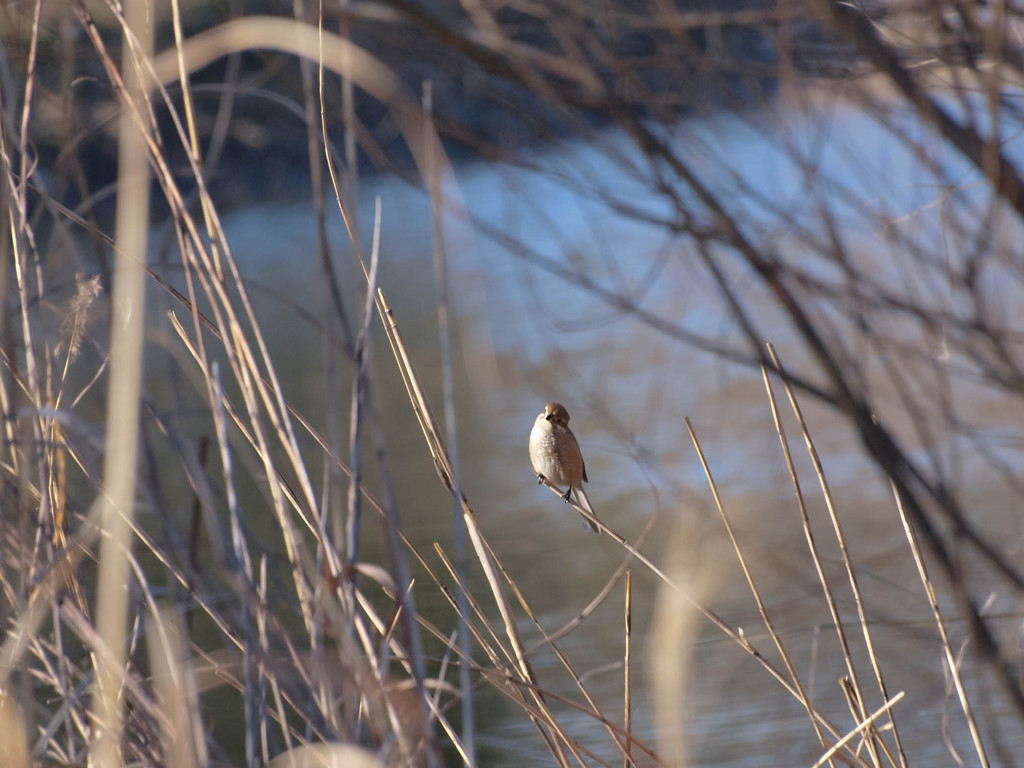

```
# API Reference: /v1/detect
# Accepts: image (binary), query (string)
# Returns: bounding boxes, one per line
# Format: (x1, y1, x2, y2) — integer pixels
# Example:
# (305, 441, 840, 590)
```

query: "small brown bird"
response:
(529, 402, 599, 532)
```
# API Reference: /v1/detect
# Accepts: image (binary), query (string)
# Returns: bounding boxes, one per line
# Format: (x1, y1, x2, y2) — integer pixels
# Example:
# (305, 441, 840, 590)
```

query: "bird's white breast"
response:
(530, 417, 573, 486)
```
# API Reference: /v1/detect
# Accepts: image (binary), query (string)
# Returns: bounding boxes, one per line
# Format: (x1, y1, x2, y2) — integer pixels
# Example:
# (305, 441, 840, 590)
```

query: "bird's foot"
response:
(561, 488, 573, 503)
(536, 474, 545, 485)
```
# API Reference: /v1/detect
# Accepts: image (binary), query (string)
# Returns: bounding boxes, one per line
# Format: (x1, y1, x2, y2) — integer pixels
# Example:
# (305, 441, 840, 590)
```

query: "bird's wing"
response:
(569, 429, 588, 483)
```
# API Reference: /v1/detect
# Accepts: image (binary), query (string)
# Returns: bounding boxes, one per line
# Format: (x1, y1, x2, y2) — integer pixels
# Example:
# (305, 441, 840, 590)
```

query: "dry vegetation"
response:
(1, 0, 1024, 766)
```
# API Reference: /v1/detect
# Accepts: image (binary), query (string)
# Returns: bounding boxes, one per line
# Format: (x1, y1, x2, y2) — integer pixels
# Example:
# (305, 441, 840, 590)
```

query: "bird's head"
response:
(543, 402, 570, 428)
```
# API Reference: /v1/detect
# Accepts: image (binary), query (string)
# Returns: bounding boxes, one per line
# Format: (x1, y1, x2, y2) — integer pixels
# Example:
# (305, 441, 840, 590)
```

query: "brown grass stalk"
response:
(686, 412, 833, 764)
(88, 2, 152, 765)
(536, 463, 872, 767)
(146, 605, 203, 768)
(766, 342, 906, 768)
(759, 353, 886, 766)
(375, 288, 575, 765)
(526, 506, 659, 653)
(814, 692, 907, 768)
(624, 569, 633, 768)
(890, 483, 990, 768)
(423, 76, 475, 763)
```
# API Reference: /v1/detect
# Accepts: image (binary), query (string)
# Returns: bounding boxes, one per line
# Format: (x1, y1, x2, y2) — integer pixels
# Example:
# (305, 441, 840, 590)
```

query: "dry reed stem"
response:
(51, 278, 100, 599)
(686, 411, 833, 764)
(165, 305, 324, 639)
(647, 518, 698, 768)
(757, 352, 885, 765)
(266, 743, 387, 768)
(164, 314, 317, 540)
(293, 3, 363, 742)
(526, 507, 659, 653)
(444, 535, 641, 761)
(357, 201, 433, 742)
(624, 570, 633, 768)
(0, 499, 105, 687)
(312, 131, 379, 729)
(287, 24, 355, 730)
(143, 28, 447, 735)
(422, 76, 476, 764)
(375, 288, 575, 766)
(178, 276, 442, 760)
(79, 1, 328, 650)
(537, 425, 877, 766)
(429, 544, 523, 673)
(353, 579, 474, 766)
(483, 671, 665, 767)
(345, 594, 427, 764)
(814, 692, 906, 768)
(61, 602, 170, 736)
(0, 686, 30, 768)
(890, 483, 990, 768)
(211, 359, 266, 761)
(168, 0, 223, 282)
(148, 16, 446, 200)
(411, 543, 504, 667)
(88, 2, 151, 765)
(432, 630, 459, 712)
(146, 606, 203, 768)
(5, 1, 49, 661)
(11, 0, 46, 464)
(429, 543, 582, 764)
(766, 342, 905, 768)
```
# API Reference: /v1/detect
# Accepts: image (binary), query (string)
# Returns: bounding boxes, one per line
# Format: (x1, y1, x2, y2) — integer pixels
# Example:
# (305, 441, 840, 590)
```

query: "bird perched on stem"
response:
(529, 402, 599, 532)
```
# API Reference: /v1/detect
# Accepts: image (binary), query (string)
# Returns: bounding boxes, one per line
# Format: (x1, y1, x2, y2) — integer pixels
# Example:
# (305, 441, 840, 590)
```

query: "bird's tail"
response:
(574, 487, 600, 533)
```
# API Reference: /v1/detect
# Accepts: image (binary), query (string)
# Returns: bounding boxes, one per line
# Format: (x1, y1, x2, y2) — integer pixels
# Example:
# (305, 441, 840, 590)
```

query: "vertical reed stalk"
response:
(90, 3, 152, 766)
(891, 483, 990, 768)
(767, 342, 904, 767)
(423, 79, 476, 763)
(624, 569, 633, 768)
